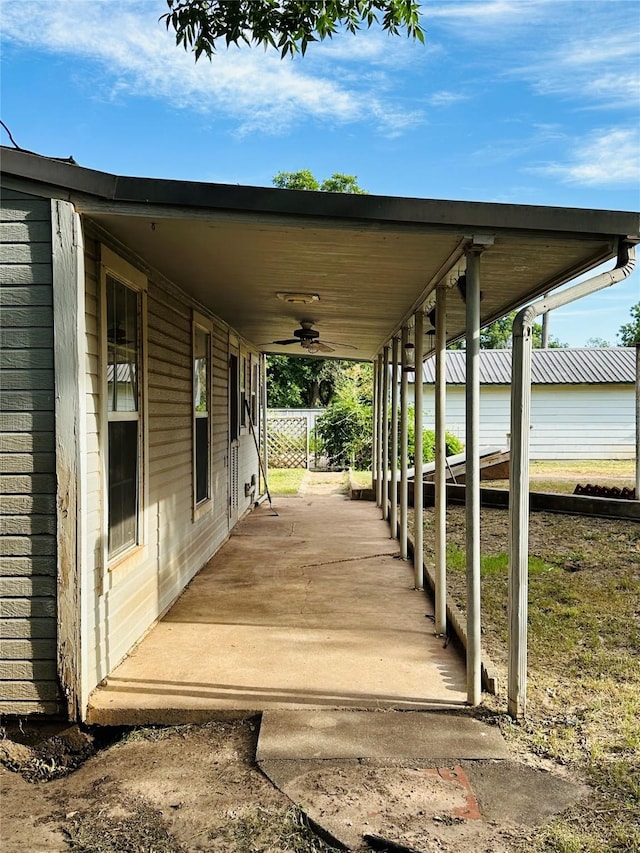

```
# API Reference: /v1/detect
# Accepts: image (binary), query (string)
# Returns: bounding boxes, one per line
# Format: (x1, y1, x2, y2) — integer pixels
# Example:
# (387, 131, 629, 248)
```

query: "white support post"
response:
(382, 345, 390, 520)
(434, 283, 448, 636)
(507, 241, 635, 719)
(261, 353, 269, 489)
(372, 356, 378, 484)
(636, 344, 640, 499)
(376, 352, 384, 507)
(465, 251, 482, 706)
(413, 311, 424, 589)
(390, 337, 400, 538)
(399, 326, 410, 559)
(508, 310, 533, 719)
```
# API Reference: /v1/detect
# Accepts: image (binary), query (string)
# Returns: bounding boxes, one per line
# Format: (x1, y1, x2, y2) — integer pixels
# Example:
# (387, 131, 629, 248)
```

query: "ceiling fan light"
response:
(276, 292, 320, 304)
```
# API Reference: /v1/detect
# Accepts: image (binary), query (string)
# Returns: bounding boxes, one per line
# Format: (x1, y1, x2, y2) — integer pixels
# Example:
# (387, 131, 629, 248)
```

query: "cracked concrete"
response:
(87, 493, 467, 725)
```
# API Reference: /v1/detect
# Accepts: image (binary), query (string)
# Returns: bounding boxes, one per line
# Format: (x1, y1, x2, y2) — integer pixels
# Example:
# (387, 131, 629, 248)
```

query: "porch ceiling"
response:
(3, 148, 638, 360)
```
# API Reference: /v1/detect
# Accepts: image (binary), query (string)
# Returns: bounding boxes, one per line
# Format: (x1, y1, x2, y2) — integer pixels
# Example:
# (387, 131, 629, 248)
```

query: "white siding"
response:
(412, 383, 635, 460)
(0, 187, 62, 715)
(80, 230, 261, 712)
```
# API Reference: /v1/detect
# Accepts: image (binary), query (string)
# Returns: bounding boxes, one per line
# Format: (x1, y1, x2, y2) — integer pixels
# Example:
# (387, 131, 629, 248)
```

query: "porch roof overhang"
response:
(3, 147, 639, 360)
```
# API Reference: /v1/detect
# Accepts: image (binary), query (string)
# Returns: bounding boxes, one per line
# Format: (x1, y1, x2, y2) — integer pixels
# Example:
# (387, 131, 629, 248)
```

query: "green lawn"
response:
(266, 468, 307, 494)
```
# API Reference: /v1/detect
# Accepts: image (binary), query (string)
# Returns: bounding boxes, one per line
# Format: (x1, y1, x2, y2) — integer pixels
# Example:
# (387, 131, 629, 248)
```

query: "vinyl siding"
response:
(0, 187, 61, 715)
(413, 384, 635, 459)
(81, 228, 260, 711)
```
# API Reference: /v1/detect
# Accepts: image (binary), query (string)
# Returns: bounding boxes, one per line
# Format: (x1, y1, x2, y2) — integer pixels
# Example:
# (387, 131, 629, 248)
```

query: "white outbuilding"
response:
(411, 347, 636, 459)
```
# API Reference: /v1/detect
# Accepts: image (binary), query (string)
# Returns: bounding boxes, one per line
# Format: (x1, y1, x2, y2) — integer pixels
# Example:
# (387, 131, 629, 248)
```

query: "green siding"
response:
(0, 186, 61, 715)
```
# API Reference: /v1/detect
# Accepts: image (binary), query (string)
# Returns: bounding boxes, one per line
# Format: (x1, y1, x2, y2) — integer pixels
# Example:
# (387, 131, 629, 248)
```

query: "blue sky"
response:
(1, 0, 638, 346)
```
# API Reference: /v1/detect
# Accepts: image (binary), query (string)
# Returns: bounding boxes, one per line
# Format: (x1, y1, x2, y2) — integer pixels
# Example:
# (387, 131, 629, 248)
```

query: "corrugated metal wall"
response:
(0, 187, 62, 715)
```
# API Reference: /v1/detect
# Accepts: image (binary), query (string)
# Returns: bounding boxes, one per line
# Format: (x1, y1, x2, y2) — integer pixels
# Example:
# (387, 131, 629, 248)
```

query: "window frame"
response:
(239, 352, 248, 431)
(99, 245, 148, 579)
(192, 310, 213, 519)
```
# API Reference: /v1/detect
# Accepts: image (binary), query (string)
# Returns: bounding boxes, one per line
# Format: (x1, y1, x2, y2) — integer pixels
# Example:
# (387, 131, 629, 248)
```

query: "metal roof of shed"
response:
(2, 147, 639, 362)
(419, 346, 637, 385)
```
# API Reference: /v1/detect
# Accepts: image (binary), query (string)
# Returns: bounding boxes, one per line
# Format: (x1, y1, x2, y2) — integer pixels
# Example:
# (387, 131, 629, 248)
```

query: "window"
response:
(250, 355, 259, 426)
(106, 274, 141, 558)
(229, 354, 239, 442)
(193, 316, 211, 507)
(240, 354, 247, 428)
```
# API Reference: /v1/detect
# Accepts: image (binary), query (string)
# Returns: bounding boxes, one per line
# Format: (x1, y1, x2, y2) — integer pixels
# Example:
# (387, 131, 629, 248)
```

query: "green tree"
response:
(162, 0, 424, 61)
(449, 311, 566, 350)
(273, 170, 366, 193)
(267, 356, 344, 407)
(618, 302, 640, 346)
(316, 363, 373, 468)
(584, 337, 611, 347)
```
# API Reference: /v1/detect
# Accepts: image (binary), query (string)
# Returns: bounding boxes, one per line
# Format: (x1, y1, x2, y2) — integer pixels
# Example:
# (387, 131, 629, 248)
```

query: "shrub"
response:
(316, 396, 373, 469)
(406, 407, 463, 465)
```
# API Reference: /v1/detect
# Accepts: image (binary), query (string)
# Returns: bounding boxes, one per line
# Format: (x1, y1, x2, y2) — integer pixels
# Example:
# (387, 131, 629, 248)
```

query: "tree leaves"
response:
(162, 0, 424, 60)
(618, 301, 640, 346)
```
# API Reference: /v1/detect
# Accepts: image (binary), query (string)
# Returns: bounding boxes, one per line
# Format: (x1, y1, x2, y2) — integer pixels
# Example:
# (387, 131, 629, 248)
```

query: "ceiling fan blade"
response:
(314, 342, 336, 353)
(271, 339, 299, 345)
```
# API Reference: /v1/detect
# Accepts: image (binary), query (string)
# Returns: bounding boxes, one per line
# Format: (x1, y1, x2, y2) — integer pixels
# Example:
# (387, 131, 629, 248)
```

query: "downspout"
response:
(508, 240, 636, 719)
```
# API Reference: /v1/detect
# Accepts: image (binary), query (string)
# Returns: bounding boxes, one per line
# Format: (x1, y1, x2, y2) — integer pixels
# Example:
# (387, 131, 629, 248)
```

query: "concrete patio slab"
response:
(87, 493, 467, 725)
(257, 710, 509, 762)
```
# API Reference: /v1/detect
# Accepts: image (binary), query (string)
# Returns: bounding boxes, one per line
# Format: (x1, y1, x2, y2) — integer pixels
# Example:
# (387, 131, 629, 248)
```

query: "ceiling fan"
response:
(263, 321, 357, 354)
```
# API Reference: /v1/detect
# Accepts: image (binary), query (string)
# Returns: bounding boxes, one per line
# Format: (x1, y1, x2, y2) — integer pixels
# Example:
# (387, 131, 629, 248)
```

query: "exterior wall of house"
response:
(412, 383, 635, 459)
(79, 227, 259, 712)
(0, 188, 62, 715)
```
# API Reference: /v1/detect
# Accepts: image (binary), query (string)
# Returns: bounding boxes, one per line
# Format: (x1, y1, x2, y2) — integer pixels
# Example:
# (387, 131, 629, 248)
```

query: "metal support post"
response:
(400, 326, 409, 559)
(382, 345, 390, 519)
(636, 344, 640, 499)
(372, 356, 378, 484)
(261, 354, 269, 491)
(508, 241, 635, 719)
(508, 313, 533, 718)
(434, 284, 448, 636)
(413, 310, 424, 589)
(376, 352, 384, 507)
(465, 250, 482, 706)
(390, 337, 400, 538)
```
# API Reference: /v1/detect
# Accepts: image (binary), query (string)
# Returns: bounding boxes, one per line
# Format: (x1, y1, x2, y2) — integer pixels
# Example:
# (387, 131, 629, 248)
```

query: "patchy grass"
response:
(351, 469, 373, 489)
(484, 460, 636, 495)
(419, 506, 640, 852)
(214, 805, 337, 852)
(267, 468, 307, 494)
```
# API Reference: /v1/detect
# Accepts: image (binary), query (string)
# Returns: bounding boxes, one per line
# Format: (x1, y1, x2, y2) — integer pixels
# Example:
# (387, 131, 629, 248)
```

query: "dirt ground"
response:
(1, 718, 337, 853)
(0, 714, 587, 853)
(2, 472, 635, 853)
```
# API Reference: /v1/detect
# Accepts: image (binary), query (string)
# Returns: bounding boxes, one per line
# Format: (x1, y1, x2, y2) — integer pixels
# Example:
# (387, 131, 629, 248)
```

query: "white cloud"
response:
(516, 32, 640, 108)
(427, 90, 469, 107)
(0, 0, 423, 135)
(531, 128, 640, 187)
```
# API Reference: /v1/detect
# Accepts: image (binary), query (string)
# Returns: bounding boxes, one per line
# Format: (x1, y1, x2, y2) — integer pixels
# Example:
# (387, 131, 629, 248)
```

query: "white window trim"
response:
(193, 310, 213, 521)
(99, 245, 148, 584)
